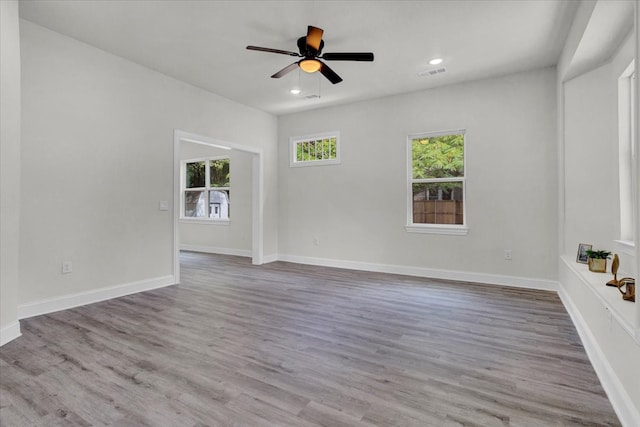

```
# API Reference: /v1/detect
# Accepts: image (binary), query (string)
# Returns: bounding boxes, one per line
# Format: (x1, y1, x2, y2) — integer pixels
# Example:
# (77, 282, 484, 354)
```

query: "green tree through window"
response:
(412, 134, 464, 179)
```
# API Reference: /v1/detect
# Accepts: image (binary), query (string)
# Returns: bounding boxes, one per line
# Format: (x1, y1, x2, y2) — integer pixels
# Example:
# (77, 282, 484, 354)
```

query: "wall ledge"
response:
(0, 320, 21, 347)
(560, 255, 637, 339)
(277, 253, 558, 291)
(557, 284, 640, 427)
(18, 275, 176, 320)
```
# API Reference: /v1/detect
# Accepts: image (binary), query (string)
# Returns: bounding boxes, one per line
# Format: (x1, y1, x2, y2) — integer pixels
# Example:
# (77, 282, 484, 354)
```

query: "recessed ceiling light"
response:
(290, 88, 301, 95)
(429, 58, 443, 65)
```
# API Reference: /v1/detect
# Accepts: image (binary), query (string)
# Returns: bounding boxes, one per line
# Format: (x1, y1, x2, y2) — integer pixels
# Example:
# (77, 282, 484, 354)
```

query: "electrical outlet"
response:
(313, 237, 320, 246)
(62, 261, 73, 274)
(504, 250, 512, 260)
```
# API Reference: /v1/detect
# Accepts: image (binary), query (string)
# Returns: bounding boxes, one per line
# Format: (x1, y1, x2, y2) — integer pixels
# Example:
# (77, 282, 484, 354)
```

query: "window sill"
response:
(290, 159, 340, 168)
(179, 218, 230, 225)
(405, 224, 468, 236)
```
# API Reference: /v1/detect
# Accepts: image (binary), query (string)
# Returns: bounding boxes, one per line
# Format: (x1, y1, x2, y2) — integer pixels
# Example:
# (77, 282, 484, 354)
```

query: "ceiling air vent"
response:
(304, 94, 320, 99)
(418, 67, 447, 77)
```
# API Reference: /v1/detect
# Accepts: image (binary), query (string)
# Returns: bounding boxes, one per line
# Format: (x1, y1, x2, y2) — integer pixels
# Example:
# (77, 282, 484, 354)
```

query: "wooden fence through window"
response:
(413, 200, 463, 224)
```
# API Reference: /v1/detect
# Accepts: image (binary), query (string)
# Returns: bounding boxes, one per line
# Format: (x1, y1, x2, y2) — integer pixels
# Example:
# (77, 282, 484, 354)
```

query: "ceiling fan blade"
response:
(319, 61, 343, 84)
(246, 45, 300, 57)
(271, 62, 299, 79)
(306, 26, 324, 52)
(322, 52, 374, 61)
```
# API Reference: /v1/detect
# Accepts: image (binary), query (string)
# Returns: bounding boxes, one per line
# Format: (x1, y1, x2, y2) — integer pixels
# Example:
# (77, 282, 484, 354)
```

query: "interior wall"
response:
(563, 32, 636, 276)
(277, 67, 558, 282)
(0, 0, 22, 344)
(179, 142, 253, 255)
(563, 62, 617, 258)
(18, 20, 278, 306)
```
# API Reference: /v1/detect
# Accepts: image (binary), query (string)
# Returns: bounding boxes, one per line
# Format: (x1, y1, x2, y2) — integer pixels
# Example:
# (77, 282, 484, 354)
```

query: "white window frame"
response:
(405, 129, 468, 236)
(290, 131, 340, 167)
(615, 61, 636, 252)
(180, 156, 230, 224)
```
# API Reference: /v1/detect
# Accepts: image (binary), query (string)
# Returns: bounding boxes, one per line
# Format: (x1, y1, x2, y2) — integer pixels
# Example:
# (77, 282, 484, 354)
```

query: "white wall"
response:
(563, 63, 617, 257)
(564, 33, 636, 276)
(18, 20, 278, 313)
(278, 67, 558, 285)
(0, 0, 22, 345)
(179, 142, 253, 256)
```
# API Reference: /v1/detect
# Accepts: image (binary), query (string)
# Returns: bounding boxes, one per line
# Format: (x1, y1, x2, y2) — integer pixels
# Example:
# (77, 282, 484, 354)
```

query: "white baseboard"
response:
(277, 254, 558, 291)
(262, 253, 279, 264)
(180, 244, 251, 258)
(18, 275, 176, 320)
(0, 320, 21, 347)
(557, 286, 640, 427)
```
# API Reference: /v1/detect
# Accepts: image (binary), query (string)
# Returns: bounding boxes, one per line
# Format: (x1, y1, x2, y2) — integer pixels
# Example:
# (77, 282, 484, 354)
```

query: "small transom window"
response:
(290, 132, 340, 167)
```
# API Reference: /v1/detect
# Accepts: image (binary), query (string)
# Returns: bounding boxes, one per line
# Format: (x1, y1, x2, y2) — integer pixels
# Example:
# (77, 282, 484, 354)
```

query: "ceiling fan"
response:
(246, 26, 374, 84)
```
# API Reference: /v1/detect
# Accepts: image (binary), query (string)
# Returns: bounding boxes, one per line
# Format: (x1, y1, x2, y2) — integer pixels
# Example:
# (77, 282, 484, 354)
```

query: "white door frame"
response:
(173, 130, 264, 283)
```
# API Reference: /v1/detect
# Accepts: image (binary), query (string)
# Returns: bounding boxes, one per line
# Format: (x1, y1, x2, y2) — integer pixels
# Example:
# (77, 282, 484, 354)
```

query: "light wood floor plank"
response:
(0, 252, 621, 426)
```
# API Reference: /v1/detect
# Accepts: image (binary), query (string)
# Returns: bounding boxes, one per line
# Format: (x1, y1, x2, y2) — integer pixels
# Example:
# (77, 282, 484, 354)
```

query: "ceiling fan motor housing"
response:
(297, 36, 323, 56)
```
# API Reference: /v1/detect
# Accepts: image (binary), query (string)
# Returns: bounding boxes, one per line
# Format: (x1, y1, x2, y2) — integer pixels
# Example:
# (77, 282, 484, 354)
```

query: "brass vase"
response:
(588, 258, 607, 273)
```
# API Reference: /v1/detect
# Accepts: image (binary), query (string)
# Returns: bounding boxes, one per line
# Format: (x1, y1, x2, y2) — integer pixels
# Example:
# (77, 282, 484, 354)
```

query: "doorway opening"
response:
(173, 130, 264, 283)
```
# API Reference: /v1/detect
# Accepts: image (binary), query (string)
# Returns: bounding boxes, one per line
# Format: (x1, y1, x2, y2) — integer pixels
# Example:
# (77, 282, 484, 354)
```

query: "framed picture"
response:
(577, 243, 592, 264)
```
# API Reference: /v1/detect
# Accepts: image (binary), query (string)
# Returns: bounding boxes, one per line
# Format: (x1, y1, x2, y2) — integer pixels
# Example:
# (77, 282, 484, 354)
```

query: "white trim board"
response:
(18, 275, 176, 320)
(0, 321, 22, 347)
(262, 253, 279, 264)
(557, 286, 640, 427)
(180, 244, 251, 258)
(277, 253, 558, 291)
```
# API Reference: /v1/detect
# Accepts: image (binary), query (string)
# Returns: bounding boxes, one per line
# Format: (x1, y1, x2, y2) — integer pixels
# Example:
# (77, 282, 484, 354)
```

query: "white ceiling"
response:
(19, 0, 579, 116)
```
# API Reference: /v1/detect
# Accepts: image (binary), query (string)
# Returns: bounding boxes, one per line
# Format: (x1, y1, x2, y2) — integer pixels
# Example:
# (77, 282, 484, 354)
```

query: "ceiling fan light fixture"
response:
(299, 59, 322, 73)
(247, 25, 373, 84)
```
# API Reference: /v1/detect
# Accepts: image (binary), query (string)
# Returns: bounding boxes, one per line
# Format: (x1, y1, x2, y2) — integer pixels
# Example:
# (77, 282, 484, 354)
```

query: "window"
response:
(182, 157, 230, 221)
(290, 131, 340, 167)
(617, 61, 636, 245)
(407, 130, 467, 235)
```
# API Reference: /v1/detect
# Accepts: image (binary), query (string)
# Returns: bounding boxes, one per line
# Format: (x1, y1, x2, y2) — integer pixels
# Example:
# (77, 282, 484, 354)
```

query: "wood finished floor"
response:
(0, 252, 620, 426)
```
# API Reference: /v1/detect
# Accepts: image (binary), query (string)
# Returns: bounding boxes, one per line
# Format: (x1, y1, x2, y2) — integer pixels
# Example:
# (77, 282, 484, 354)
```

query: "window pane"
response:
(184, 190, 206, 217)
(412, 134, 464, 179)
(295, 137, 337, 162)
(208, 190, 229, 219)
(412, 182, 463, 224)
(303, 141, 310, 161)
(296, 142, 303, 161)
(210, 158, 230, 187)
(186, 161, 206, 188)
